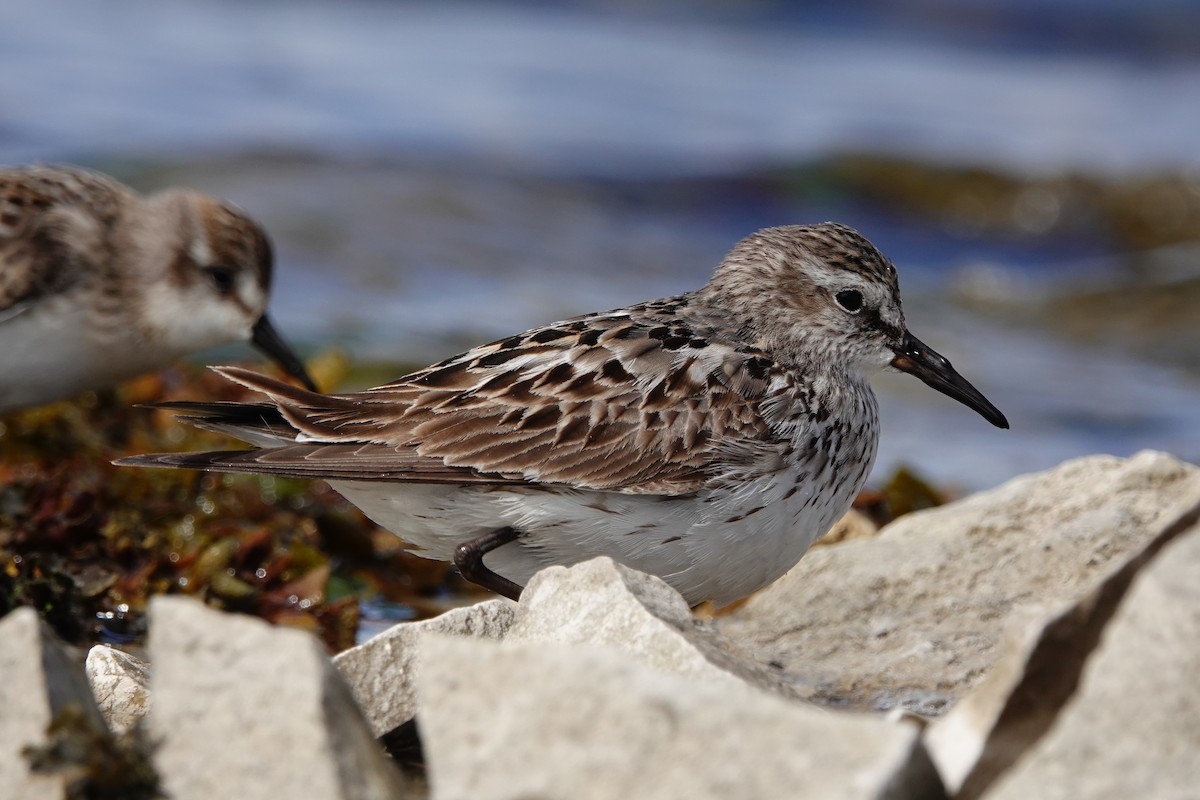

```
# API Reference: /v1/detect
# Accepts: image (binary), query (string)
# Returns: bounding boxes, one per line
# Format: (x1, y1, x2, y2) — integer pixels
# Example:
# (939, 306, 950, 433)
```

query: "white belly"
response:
(332, 455, 870, 606)
(331, 371, 880, 606)
(0, 302, 101, 412)
(0, 299, 171, 412)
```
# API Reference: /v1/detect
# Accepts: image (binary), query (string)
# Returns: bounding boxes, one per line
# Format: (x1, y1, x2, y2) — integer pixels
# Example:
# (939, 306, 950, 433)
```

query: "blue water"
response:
(3, 0, 1199, 489)
(3, 1, 1199, 176)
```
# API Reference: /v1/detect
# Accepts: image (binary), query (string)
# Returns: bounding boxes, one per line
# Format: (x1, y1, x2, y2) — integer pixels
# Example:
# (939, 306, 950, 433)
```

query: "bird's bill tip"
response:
(249, 315, 318, 392)
(890, 332, 1009, 429)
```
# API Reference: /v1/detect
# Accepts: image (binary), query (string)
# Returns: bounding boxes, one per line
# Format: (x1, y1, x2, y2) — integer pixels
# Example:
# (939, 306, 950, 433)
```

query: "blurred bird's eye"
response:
(835, 289, 864, 313)
(205, 266, 237, 295)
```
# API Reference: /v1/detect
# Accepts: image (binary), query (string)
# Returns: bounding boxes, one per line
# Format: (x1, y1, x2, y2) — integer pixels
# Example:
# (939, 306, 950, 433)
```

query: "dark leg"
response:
(453, 527, 524, 601)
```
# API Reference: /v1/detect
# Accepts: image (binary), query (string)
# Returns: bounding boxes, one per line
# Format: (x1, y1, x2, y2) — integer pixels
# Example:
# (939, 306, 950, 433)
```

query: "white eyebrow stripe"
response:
(189, 227, 212, 268)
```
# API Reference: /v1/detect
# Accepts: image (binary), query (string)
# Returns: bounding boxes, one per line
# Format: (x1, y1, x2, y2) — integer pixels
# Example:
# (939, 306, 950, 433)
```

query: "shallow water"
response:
(4, 1, 1200, 176)
(4, 0, 1200, 490)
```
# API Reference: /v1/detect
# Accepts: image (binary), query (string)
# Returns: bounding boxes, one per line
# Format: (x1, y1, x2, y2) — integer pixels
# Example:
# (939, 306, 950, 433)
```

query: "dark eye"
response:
(835, 289, 864, 313)
(205, 266, 237, 295)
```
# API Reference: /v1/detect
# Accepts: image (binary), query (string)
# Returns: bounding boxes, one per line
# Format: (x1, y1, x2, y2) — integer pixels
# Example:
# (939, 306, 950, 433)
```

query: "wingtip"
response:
(213, 362, 319, 393)
(209, 364, 263, 385)
(112, 454, 169, 468)
(112, 450, 255, 472)
(210, 364, 325, 403)
(132, 400, 214, 413)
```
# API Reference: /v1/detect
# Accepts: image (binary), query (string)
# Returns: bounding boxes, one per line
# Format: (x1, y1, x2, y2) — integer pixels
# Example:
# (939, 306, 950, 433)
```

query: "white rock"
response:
(717, 451, 1200, 714)
(0, 607, 109, 800)
(921, 605, 1050, 796)
(85, 645, 150, 735)
(415, 634, 943, 800)
(335, 558, 799, 739)
(506, 557, 799, 699)
(148, 597, 412, 800)
(333, 599, 515, 737)
(923, 486, 1200, 800)
(985, 515, 1200, 800)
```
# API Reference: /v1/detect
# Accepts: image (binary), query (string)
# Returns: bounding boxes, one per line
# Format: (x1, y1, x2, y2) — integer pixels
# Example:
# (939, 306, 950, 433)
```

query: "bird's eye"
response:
(835, 289, 864, 313)
(205, 266, 237, 295)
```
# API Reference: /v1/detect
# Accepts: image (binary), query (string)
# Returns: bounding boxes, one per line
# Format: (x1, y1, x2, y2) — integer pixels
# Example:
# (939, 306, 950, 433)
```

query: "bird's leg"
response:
(453, 527, 524, 601)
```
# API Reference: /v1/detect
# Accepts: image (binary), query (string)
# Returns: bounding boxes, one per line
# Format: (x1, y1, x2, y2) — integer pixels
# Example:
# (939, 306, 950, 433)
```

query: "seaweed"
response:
(0, 356, 484, 654)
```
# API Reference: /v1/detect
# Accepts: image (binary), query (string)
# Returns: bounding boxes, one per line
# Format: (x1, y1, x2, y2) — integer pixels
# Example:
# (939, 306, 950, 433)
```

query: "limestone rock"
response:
(924, 480, 1200, 799)
(0, 607, 109, 800)
(716, 451, 1200, 714)
(814, 509, 878, 546)
(415, 634, 944, 800)
(984, 517, 1200, 800)
(85, 645, 150, 735)
(333, 599, 515, 737)
(148, 597, 412, 800)
(920, 606, 1050, 797)
(335, 558, 798, 739)
(506, 557, 799, 699)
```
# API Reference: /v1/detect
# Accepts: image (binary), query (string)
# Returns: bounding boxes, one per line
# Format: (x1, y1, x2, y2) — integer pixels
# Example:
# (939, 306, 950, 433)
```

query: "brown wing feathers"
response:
(122, 444, 530, 484)
(123, 307, 776, 494)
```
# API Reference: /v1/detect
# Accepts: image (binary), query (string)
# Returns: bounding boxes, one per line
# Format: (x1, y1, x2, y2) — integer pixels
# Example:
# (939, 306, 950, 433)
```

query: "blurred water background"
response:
(4, 0, 1200, 491)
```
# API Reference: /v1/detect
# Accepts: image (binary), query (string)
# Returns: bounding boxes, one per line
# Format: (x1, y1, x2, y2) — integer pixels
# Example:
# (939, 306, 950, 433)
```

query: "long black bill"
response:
(250, 315, 318, 392)
(890, 331, 1008, 429)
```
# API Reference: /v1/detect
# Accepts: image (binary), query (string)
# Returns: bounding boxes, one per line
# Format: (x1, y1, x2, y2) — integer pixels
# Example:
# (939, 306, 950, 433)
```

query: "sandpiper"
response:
(120, 223, 1007, 605)
(0, 165, 316, 413)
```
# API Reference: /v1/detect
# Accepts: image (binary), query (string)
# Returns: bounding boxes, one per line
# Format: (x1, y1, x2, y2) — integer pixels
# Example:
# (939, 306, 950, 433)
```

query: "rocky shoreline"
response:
(3, 450, 1198, 799)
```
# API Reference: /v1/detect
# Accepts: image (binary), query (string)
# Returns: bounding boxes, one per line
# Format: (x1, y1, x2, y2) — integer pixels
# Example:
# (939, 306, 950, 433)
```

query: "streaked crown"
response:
(699, 222, 907, 370)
